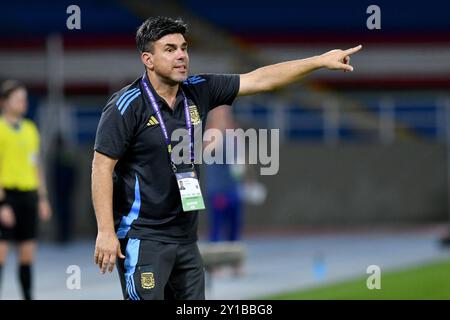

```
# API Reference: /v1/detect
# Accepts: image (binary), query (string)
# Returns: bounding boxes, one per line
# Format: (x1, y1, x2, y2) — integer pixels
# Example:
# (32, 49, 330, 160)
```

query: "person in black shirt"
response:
(92, 16, 362, 300)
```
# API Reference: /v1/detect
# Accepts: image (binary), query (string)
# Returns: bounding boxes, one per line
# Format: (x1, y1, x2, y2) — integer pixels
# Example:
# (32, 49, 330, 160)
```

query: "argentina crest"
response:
(141, 272, 155, 289)
(188, 105, 201, 125)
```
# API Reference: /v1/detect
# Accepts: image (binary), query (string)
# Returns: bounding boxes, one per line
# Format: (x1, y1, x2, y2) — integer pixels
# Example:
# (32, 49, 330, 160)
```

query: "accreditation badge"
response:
(175, 170, 205, 212)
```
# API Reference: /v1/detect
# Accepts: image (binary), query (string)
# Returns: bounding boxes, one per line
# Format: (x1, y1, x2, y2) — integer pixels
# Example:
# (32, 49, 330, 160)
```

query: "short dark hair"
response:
(0, 80, 25, 99)
(136, 17, 188, 53)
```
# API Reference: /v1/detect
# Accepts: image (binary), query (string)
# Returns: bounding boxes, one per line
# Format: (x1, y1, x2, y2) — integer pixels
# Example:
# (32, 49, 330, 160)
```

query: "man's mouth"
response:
(174, 66, 187, 72)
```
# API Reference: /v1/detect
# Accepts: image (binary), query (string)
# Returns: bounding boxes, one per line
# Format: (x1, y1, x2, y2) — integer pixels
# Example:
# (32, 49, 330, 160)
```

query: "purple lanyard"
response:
(141, 74, 194, 168)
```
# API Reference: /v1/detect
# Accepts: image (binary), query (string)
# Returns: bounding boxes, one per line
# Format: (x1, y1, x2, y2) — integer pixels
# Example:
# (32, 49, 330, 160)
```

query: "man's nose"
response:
(176, 49, 187, 60)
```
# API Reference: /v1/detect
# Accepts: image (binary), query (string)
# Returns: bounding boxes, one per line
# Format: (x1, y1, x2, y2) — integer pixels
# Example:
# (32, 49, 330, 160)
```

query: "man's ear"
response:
(141, 52, 154, 71)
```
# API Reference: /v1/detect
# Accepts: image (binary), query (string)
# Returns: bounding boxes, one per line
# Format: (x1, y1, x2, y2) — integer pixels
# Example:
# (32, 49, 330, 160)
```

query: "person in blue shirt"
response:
(204, 106, 244, 243)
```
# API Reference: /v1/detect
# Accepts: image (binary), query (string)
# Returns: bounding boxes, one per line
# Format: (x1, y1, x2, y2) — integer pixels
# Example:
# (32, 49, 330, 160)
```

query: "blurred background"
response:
(1, 0, 450, 299)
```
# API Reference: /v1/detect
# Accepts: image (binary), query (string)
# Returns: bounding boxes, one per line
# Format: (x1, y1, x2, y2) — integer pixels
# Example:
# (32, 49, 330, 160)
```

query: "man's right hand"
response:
(94, 230, 125, 274)
(0, 204, 16, 228)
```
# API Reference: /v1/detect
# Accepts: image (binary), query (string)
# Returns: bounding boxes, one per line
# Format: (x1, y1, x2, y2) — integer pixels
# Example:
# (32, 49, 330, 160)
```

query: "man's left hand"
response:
(319, 45, 362, 72)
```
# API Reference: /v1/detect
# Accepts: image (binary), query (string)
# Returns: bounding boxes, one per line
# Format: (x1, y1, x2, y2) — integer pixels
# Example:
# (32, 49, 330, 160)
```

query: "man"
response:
(0, 80, 52, 300)
(92, 16, 361, 300)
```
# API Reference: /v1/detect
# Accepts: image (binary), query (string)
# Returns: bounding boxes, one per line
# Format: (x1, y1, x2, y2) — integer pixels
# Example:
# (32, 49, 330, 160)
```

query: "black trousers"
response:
(117, 238, 205, 300)
(0, 190, 38, 241)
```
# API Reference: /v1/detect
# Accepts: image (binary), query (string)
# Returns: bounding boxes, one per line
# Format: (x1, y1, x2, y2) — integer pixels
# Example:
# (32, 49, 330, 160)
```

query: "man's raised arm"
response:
(238, 45, 362, 96)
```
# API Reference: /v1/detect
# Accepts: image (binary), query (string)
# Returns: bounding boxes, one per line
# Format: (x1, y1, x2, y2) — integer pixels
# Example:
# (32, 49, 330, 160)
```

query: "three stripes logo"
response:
(183, 75, 206, 85)
(147, 116, 159, 127)
(116, 88, 141, 115)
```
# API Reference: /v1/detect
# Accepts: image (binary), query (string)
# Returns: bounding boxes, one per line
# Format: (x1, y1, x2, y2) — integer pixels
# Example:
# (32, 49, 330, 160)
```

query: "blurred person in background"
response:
(50, 132, 76, 244)
(92, 16, 361, 300)
(204, 106, 246, 243)
(0, 80, 52, 300)
(204, 106, 267, 277)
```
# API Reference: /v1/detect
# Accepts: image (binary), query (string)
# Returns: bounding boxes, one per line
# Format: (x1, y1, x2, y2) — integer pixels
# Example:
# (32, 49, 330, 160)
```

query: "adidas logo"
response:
(147, 116, 159, 126)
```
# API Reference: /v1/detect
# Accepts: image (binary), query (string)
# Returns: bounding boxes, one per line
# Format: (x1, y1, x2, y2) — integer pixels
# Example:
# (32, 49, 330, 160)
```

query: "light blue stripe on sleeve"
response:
(118, 89, 140, 110)
(120, 91, 141, 115)
(116, 88, 139, 108)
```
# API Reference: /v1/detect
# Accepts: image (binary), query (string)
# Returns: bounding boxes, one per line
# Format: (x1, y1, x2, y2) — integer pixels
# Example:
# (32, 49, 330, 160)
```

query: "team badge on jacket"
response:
(141, 272, 155, 289)
(189, 105, 201, 125)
